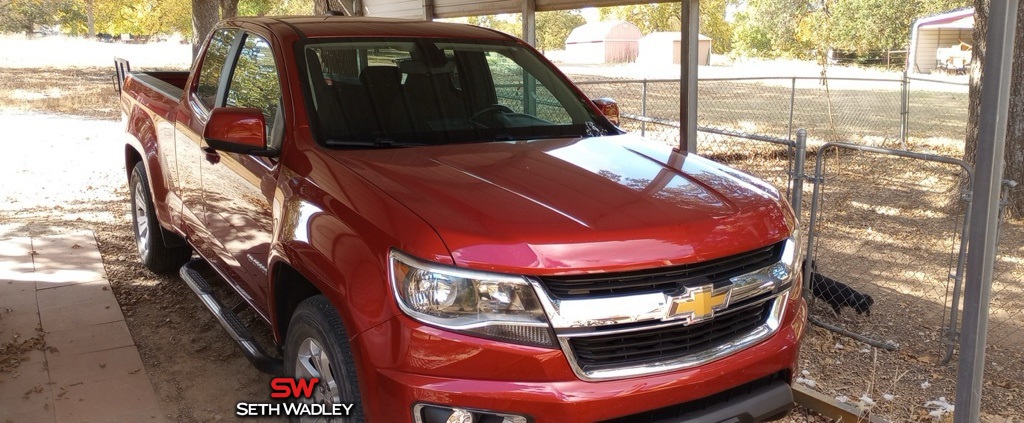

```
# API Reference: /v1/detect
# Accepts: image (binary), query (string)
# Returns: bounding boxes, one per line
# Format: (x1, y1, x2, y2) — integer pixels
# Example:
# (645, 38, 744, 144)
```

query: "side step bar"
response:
(180, 259, 283, 375)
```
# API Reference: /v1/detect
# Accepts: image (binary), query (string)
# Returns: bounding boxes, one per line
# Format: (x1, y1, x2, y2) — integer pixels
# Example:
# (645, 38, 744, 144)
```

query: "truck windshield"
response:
(300, 38, 613, 147)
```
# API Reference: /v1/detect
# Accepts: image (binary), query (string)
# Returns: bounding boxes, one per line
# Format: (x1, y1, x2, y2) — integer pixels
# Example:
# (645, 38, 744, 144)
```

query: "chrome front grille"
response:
(568, 300, 773, 372)
(528, 237, 800, 381)
(537, 242, 784, 299)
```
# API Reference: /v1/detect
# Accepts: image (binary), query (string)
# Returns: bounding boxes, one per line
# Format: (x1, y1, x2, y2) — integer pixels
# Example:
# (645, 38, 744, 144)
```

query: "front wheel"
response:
(285, 296, 365, 422)
(129, 162, 191, 273)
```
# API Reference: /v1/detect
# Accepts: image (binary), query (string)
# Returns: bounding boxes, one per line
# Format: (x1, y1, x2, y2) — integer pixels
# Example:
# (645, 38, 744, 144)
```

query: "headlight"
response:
(777, 227, 803, 293)
(389, 250, 555, 348)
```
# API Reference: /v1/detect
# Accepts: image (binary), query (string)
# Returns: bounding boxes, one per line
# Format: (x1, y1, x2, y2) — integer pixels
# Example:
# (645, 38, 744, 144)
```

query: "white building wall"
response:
(913, 27, 972, 73)
(361, 0, 426, 19)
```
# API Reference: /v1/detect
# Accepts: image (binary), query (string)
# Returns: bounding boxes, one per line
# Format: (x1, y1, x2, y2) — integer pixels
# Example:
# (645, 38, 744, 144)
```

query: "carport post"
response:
(522, 0, 536, 46)
(954, 0, 1018, 421)
(680, 0, 699, 153)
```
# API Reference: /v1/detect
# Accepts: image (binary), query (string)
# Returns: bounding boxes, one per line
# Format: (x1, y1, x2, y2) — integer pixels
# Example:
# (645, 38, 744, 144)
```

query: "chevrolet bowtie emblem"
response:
(665, 285, 731, 324)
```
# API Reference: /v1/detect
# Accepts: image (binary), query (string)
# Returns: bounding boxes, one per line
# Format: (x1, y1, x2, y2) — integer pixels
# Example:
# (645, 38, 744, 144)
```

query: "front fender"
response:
(266, 163, 452, 345)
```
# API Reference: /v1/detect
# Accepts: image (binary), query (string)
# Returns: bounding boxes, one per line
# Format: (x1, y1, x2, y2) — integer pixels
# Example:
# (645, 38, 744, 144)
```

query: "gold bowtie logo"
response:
(666, 285, 731, 324)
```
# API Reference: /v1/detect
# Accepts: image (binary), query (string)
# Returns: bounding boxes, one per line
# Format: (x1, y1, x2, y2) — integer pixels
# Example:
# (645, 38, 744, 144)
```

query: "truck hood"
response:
(327, 135, 793, 274)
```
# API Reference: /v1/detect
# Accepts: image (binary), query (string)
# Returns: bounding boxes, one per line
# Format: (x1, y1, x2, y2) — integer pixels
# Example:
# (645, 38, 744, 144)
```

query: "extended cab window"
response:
(301, 38, 611, 147)
(195, 29, 237, 111)
(225, 33, 282, 143)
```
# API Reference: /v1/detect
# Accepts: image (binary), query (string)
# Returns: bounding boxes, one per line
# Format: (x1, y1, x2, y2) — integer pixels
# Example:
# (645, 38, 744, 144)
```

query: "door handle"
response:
(203, 146, 220, 164)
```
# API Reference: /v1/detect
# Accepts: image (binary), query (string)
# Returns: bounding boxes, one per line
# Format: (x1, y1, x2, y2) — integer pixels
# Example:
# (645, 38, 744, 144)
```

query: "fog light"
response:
(447, 409, 473, 423)
(414, 404, 528, 423)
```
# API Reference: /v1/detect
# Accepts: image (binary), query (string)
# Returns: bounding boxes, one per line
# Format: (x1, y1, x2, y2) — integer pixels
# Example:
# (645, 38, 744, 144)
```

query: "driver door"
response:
(200, 32, 283, 316)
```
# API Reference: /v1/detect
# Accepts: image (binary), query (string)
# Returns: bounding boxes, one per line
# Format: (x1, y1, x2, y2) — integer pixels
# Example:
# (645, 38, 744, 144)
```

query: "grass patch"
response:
(0, 67, 120, 119)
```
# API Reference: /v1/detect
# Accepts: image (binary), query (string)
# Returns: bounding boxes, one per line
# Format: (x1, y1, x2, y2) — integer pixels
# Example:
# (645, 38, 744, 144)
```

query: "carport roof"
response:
(916, 8, 975, 29)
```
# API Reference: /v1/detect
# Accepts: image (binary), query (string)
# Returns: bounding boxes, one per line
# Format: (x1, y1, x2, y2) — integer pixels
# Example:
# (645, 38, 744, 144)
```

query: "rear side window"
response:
(226, 34, 281, 128)
(195, 29, 238, 111)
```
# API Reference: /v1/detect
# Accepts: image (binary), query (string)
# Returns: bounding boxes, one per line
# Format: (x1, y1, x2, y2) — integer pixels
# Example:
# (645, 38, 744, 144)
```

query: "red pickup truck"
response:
(119, 16, 806, 422)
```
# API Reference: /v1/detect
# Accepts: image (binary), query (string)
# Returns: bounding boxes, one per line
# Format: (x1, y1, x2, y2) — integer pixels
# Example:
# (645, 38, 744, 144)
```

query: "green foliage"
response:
(700, 0, 733, 53)
(467, 14, 521, 38)
(466, 11, 585, 51)
(239, 0, 313, 17)
(0, 0, 63, 33)
(599, 3, 680, 34)
(2, 0, 311, 37)
(535, 10, 585, 52)
(732, 0, 814, 58)
(733, 0, 971, 58)
(828, 0, 971, 53)
(598, 1, 735, 53)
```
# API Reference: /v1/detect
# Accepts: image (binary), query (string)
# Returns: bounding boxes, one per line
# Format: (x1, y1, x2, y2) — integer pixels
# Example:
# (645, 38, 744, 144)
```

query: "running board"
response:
(180, 259, 283, 375)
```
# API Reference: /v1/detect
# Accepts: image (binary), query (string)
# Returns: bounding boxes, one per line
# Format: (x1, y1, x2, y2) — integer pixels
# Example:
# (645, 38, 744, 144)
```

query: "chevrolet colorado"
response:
(118, 16, 807, 422)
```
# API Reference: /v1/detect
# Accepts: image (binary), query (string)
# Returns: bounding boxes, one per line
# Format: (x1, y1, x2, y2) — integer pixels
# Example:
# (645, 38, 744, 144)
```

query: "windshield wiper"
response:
(494, 134, 584, 142)
(325, 138, 427, 148)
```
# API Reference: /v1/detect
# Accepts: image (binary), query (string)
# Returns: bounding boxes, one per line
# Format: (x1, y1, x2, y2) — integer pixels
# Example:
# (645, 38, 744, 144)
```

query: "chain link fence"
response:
(906, 76, 970, 143)
(570, 71, 1022, 419)
(803, 144, 972, 359)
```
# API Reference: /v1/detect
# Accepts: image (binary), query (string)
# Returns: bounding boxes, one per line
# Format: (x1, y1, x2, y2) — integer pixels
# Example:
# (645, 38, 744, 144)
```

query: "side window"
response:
(195, 29, 237, 111)
(485, 52, 571, 124)
(225, 34, 282, 130)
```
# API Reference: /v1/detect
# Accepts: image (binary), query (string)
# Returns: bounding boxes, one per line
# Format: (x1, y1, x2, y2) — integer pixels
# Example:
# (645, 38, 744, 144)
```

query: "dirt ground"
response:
(1, 39, 1020, 422)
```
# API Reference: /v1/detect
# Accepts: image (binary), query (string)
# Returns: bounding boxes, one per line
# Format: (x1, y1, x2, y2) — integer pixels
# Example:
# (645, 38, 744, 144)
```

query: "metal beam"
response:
(680, 0, 698, 152)
(522, 0, 536, 46)
(955, 0, 1018, 421)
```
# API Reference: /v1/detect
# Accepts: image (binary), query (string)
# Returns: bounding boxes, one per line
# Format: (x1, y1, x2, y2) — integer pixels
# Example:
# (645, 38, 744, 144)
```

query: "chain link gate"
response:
(801, 142, 973, 358)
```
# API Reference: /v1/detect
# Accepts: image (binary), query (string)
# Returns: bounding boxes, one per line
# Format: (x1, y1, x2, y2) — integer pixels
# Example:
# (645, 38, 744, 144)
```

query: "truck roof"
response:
(232, 16, 516, 41)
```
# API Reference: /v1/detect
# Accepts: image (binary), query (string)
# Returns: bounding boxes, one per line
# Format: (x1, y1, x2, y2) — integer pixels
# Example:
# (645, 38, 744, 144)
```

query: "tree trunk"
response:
(966, 0, 1024, 219)
(219, 0, 239, 18)
(314, 0, 348, 15)
(191, 0, 219, 60)
(85, 0, 95, 37)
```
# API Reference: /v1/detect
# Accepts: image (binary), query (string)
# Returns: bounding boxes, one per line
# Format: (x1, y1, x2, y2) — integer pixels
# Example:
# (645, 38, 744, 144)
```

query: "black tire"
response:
(129, 162, 191, 273)
(285, 296, 365, 422)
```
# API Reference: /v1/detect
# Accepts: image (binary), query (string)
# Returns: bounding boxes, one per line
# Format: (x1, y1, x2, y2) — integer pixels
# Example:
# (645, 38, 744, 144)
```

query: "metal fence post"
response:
(900, 70, 909, 149)
(955, 0, 1017, 419)
(791, 129, 806, 217)
(641, 79, 648, 137)
(941, 184, 973, 365)
(788, 77, 797, 141)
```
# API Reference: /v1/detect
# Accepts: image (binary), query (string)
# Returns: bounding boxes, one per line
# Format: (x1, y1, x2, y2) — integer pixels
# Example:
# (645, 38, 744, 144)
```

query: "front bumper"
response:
(352, 294, 807, 422)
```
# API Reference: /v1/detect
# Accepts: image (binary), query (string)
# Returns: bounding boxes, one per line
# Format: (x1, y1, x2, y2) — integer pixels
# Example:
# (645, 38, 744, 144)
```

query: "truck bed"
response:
(129, 71, 189, 101)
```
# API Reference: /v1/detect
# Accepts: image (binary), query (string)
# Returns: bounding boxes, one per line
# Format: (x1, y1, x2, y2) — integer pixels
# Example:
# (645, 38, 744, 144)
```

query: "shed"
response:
(907, 8, 974, 74)
(637, 32, 711, 66)
(564, 21, 642, 64)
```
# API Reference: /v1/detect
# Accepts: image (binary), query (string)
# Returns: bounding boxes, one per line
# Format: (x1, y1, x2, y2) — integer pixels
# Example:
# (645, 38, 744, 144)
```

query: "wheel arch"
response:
(270, 261, 323, 345)
(125, 144, 144, 183)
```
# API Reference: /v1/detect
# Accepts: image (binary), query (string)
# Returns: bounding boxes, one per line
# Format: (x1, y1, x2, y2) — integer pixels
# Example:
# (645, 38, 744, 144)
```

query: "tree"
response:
(313, 0, 348, 15)
(536, 10, 585, 52)
(192, 0, 218, 57)
(599, 1, 735, 53)
(466, 14, 521, 38)
(827, 0, 970, 53)
(732, 0, 814, 58)
(733, 0, 970, 57)
(219, 0, 238, 18)
(599, 3, 680, 34)
(964, 0, 1023, 218)
(0, 0, 63, 34)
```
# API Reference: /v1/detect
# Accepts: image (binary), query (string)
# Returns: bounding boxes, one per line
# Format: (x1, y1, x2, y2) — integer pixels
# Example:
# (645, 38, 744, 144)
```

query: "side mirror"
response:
(203, 107, 277, 156)
(592, 98, 620, 126)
